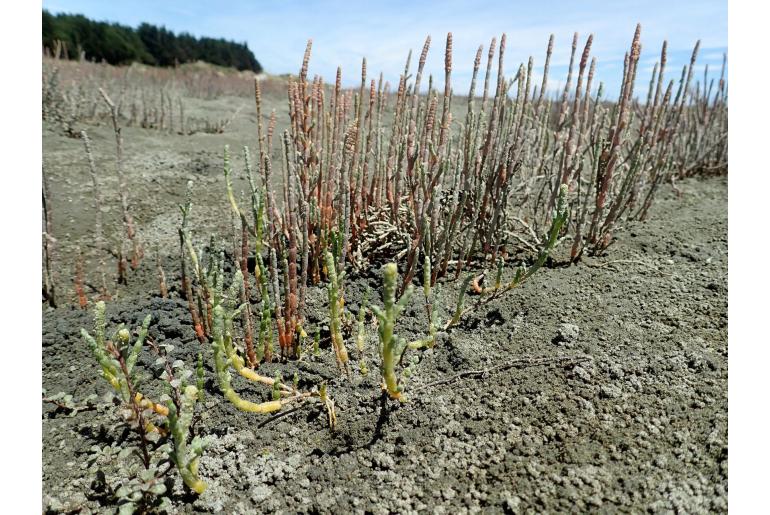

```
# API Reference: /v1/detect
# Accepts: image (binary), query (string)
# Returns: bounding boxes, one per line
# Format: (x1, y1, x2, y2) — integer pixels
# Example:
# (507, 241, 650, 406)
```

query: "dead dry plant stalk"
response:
(42, 161, 57, 307)
(75, 247, 88, 309)
(156, 246, 168, 298)
(99, 88, 143, 272)
(179, 181, 206, 343)
(81, 130, 110, 299)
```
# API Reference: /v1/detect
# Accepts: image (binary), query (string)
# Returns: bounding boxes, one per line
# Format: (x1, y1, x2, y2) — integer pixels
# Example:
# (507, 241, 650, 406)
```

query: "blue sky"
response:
(43, 0, 727, 98)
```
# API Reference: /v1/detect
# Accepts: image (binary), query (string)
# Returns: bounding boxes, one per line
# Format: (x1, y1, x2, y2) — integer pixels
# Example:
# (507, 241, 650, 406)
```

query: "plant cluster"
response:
(82, 302, 211, 505)
(193, 26, 726, 333)
(43, 61, 246, 139)
(168, 23, 726, 359)
(61, 25, 727, 508)
(160, 25, 726, 402)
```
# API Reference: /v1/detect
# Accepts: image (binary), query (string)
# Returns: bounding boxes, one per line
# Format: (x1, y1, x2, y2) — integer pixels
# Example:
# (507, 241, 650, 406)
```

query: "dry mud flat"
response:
(42, 176, 727, 514)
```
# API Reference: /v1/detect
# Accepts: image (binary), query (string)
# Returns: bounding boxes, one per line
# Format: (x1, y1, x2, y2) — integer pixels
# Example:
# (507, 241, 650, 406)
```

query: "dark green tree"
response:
(43, 10, 262, 72)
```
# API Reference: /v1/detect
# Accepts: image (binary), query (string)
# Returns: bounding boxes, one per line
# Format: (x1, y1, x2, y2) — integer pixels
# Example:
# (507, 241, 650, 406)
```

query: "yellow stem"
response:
(224, 390, 310, 414)
(134, 392, 170, 416)
(234, 364, 294, 394)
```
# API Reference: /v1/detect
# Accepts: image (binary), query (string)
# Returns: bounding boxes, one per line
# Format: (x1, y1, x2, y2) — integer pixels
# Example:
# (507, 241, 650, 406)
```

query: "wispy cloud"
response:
(44, 0, 727, 97)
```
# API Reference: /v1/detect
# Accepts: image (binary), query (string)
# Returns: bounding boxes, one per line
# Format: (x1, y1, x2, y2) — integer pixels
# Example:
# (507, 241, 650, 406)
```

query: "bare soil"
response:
(42, 95, 727, 513)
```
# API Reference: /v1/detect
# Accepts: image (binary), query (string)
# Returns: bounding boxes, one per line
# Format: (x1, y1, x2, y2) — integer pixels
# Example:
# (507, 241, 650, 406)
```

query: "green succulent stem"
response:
(211, 304, 284, 414)
(82, 301, 151, 402)
(372, 263, 414, 400)
(166, 385, 207, 494)
(324, 251, 349, 373)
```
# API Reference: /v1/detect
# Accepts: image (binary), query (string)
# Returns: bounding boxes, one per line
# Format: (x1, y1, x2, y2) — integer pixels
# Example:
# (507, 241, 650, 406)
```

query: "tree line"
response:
(42, 10, 262, 73)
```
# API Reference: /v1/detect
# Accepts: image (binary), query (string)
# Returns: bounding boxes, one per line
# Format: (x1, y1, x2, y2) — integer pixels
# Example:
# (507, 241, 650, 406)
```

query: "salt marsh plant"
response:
(219, 27, 718, 327)
(223, 146, 258, 366)
(82, 302, 212, 499)
(69, 26, 724, 398)
(78, 118, 144, 300)
(180, 242, 339, 425)
(74, 247, 88, 309)
(49, 24, 726, 313)
(178, 181, 207, 343)
(355, 287, 370, 375)
(146, 339, 210, 495)
(155, 246, 169, 299)
(211, 288, 337, 425)
(82, 302, 160, 468)
(447, 183, 570, 328)
(209, 265, 293, 414)
(371, 184, 570, 400)
(239, 24, 727, 320)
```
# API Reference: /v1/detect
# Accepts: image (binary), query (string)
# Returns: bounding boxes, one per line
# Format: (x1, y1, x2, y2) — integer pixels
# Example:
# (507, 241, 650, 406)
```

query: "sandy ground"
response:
(42, 90, 727, 513)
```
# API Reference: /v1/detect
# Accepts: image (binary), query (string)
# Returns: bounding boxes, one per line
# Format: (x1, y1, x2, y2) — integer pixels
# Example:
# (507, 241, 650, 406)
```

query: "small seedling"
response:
(42, 390, 98, 416)
(113, 464, 171, 515)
